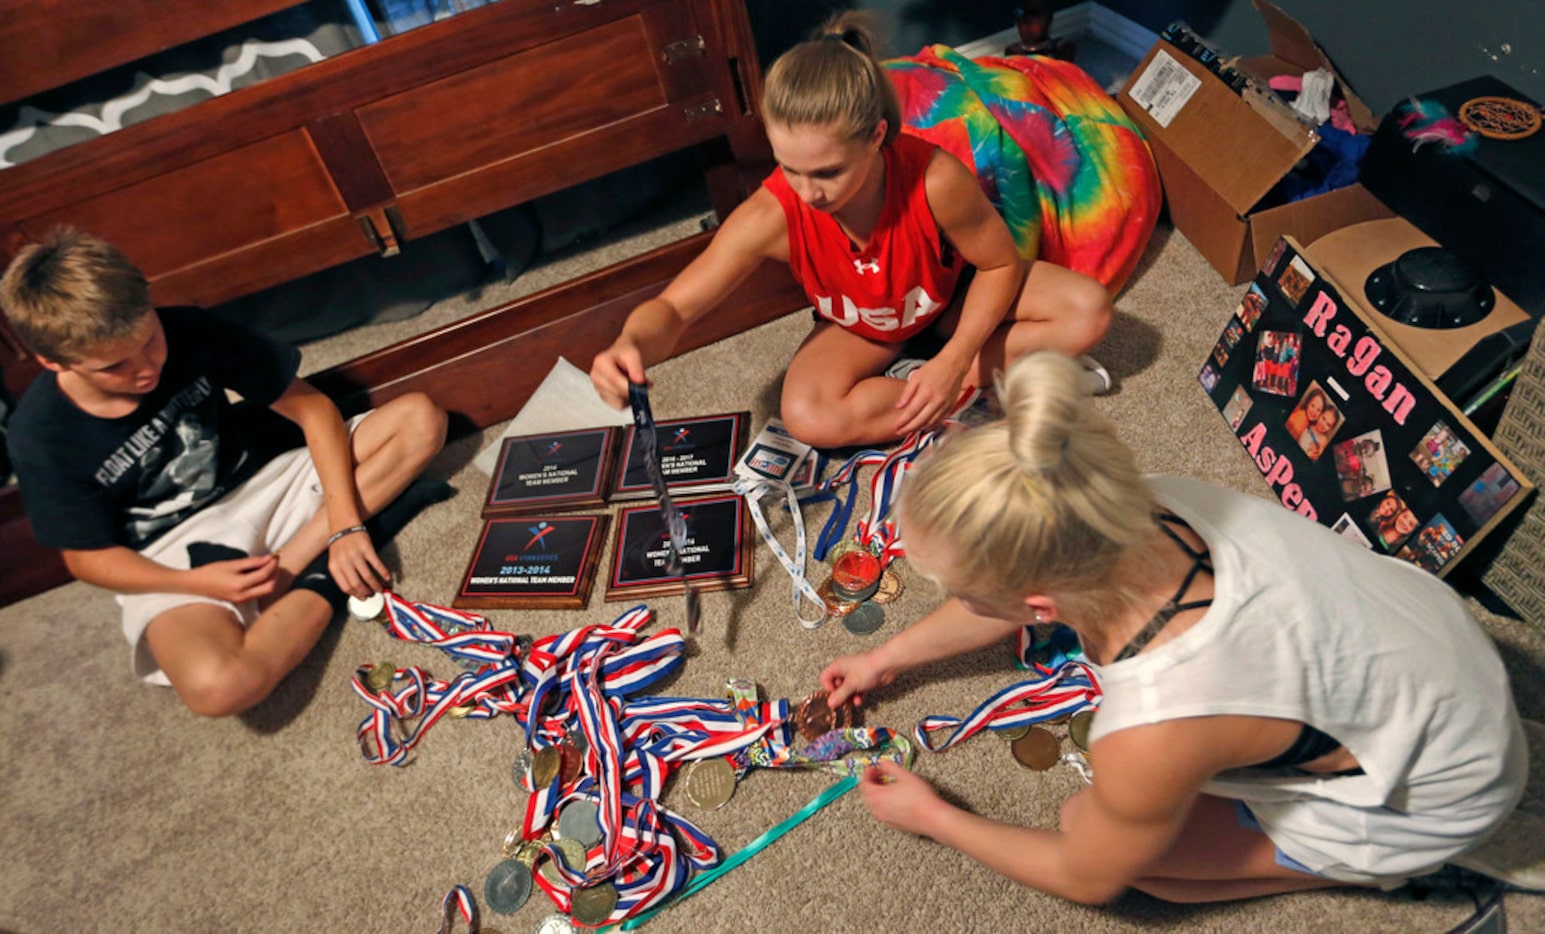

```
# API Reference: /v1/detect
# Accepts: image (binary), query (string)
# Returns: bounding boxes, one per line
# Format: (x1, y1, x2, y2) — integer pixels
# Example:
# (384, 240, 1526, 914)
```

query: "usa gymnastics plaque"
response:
(1200, 236, 1533, 577)
(481, 427, 623, 517)
(454, 514, 609, 609)
(605, 493, 753, 601)
(612, 412, 750, 500)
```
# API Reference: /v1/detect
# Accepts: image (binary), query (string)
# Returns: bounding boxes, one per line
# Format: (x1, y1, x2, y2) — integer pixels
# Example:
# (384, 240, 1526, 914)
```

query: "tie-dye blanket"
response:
(886, 46, 1161, 293)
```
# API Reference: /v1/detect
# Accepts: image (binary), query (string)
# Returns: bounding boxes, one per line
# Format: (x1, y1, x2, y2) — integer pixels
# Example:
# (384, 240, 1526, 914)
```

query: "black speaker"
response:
(1360, 76, 1544, 321)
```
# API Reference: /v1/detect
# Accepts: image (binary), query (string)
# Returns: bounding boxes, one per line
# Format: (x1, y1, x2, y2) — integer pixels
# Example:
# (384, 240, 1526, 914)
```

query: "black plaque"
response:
(1200, 237, 1533, 577)
(612, 412, 750, 499)
(454, 515, 609, 609)
(605, 493, 753, 600)
(482, 427, 622, 517)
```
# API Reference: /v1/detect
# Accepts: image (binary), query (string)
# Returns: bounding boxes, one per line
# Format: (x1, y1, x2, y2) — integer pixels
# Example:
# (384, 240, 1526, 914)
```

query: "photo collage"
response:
(1197, 238, 1531, 577)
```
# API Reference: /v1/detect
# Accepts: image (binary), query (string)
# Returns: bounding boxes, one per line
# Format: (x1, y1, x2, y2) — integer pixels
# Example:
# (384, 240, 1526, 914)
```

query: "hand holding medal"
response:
(628, 381, 702, 633)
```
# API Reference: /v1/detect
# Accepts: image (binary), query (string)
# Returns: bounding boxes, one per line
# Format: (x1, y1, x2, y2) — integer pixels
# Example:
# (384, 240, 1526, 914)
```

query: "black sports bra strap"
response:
(1111, 514, 1216, 663)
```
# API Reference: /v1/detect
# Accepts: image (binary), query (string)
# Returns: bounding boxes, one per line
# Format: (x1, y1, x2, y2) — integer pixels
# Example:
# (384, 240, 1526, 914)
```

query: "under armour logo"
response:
(853, 258, 881, 275)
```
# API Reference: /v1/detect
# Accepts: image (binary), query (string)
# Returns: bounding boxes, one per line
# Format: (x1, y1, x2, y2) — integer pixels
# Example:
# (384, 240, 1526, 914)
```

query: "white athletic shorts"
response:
(119, 413, 370, 685)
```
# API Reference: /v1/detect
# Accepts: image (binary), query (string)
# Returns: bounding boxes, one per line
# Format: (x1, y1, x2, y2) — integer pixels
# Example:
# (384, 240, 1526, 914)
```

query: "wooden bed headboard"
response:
(0, 0, 804, 606)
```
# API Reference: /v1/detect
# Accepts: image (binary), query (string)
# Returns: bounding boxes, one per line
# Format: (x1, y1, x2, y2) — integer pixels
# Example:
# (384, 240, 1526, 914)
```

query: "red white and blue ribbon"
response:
(436, 884, 477, 933)
(358, 594, 881, 924)
(913, 660, 1102, 753)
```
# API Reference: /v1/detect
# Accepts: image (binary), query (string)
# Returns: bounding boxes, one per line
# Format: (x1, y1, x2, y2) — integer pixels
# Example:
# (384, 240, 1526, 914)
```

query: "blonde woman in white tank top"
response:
(818, 351, 1526, 903)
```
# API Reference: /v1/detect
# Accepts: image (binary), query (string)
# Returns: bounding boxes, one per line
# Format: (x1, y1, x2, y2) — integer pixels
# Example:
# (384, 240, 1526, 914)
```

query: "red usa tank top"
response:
(764, 133, 963, 343)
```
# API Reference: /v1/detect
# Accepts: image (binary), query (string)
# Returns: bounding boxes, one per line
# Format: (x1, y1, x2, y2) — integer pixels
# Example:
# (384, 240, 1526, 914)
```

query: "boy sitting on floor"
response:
(1, 228, 448, 717)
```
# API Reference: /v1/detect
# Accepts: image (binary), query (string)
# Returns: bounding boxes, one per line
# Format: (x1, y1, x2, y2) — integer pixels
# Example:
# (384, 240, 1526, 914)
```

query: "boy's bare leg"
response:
(271, 392, 447, 585)
(144, 591, 335, 717)
(144, 392, 447, 717)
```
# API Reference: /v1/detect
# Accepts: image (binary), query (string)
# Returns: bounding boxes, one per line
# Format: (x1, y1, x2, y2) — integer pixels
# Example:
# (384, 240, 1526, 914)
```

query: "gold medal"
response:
(531, 746, 562, 787)
(1010, 726, 1061, 771)
(683, 758, 737, 810)
(570, 882, 620, 926)
(537, 836, 590, 888)
(363, 661, 395, 694)
(827, 539, 864, 564)
(996, 723, 1030, 742)
(1068, 709, 1095, 752)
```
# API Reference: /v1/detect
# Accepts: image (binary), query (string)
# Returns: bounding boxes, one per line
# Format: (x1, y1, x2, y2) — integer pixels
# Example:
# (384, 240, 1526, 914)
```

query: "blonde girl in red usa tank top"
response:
(588, 14, 1113, 449)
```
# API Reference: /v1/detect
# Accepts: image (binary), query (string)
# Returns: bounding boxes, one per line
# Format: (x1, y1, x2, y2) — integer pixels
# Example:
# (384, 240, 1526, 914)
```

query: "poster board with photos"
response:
(453, 515, 609, 610)
(1200, 236, 1534, 577)
(481, 427, 623, 517)
(605, 493, 753, 601)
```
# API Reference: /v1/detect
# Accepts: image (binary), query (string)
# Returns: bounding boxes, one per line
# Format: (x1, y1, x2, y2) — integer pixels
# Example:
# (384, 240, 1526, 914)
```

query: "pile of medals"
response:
(349, 594, 907, 930)
(816, 541, 903, 634)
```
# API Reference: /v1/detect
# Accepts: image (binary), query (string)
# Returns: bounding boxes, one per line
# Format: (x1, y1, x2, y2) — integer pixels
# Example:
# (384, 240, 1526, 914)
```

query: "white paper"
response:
(473, 356, 632, 476)
(1127, 49, 1202, 128)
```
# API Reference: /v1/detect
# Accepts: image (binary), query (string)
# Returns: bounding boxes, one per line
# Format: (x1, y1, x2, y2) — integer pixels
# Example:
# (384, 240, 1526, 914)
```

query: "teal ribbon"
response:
(617, 775, 860, 930)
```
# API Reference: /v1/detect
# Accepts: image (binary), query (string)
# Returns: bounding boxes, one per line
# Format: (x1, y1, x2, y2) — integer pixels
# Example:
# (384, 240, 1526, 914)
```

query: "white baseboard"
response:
(951, 2, 1156, 62)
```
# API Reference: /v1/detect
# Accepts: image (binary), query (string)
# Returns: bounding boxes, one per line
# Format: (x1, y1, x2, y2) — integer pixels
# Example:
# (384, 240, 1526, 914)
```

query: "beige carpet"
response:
(3, 219, 1543, 934)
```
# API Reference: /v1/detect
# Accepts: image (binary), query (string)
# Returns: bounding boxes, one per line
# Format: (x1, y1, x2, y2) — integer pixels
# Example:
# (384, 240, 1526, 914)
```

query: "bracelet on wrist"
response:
(326, 524, 369, 548)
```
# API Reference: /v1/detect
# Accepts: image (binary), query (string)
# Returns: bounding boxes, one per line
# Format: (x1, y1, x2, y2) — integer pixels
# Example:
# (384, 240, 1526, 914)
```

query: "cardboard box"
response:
(1119, 0, 1392, 284)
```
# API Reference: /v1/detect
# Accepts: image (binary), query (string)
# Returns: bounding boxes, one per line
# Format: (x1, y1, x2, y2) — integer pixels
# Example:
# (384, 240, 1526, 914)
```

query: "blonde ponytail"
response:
(762, 13, 901, 145)
(900, 352, 1157, 619)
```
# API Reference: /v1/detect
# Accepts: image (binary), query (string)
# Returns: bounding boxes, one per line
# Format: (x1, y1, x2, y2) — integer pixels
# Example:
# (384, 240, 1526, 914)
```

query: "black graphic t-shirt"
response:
(8, 307, 301, 551)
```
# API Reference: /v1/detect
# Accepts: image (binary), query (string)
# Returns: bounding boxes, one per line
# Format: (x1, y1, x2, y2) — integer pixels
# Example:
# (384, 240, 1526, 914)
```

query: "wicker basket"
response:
(1481, 327, 1545, 629)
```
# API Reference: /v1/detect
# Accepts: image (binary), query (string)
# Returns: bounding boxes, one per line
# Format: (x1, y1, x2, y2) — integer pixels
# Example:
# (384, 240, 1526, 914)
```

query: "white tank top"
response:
(1089, 476, 1527, 883)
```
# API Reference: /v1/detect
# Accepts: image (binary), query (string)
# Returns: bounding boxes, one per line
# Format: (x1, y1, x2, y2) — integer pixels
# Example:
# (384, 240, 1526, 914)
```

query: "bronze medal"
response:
(1068, 709, 1095, 752)
(683, 758, 737, 810)
(558, 737, 584, 785)
(817, 579, 859, 618)
(794, 689, 855, 743)
(1010, 726, 1061, 771)
(871, 569, 904, 605)
(827, 539, 864, 564)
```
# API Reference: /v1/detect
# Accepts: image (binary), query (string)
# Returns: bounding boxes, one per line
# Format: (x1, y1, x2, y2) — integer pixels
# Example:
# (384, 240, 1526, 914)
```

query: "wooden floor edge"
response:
(0, 236, 809, 607)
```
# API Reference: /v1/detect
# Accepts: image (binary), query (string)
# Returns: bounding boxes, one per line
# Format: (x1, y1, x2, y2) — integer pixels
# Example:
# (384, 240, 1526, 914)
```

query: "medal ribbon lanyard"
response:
(815, 428, 941, 565)
(615, 775, 862, 931)
(733, 474, 829, 628)
(913, 661, 1103, 752)
(628, 382, 701, 633)
(436, 884, 478, 934)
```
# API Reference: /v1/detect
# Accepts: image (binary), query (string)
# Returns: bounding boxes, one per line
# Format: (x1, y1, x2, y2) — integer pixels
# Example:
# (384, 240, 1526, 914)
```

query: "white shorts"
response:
(119, 414, 369, 685)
